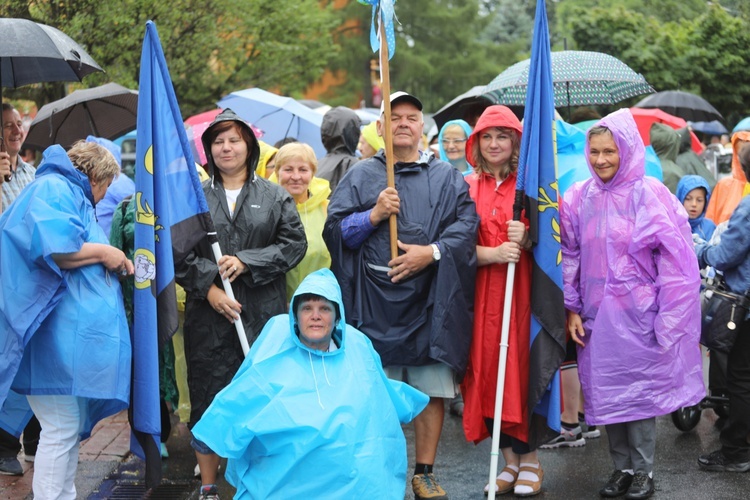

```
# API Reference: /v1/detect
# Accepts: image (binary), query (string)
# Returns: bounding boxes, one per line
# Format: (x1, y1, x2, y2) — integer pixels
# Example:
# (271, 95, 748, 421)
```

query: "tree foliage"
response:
(564, 2, 750, 125)
(3, 0, 750, 126)
(1, 0, 338, 116)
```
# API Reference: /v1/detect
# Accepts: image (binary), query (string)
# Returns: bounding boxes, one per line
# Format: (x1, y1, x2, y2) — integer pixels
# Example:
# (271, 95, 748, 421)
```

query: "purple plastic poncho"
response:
(560, 109, 704, 425)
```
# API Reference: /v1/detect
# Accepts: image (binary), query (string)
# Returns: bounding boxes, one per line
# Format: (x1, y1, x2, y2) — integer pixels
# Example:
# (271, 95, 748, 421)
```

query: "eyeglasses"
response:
(441, 139, 467, 146)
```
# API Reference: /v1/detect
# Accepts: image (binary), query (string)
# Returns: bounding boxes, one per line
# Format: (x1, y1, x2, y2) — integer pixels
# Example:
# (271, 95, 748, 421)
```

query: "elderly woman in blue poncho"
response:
(0, 142, 132, 500)
(191, 269, 429, 499)
(438, 119, 473, 175)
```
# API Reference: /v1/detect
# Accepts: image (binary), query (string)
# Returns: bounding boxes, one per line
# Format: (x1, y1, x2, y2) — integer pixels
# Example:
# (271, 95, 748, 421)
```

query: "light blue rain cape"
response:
(192, 268, 429, 500)
(0, 145, 130, 438)
(438, 119, 473, 176)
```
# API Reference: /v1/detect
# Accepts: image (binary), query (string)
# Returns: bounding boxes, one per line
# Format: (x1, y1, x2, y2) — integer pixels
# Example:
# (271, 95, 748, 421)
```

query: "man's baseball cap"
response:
(380, 91, 423, 113)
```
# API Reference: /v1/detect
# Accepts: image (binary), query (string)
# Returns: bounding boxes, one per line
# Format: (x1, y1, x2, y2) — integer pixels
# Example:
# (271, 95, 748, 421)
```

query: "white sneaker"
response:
(539, 426, 586, 449)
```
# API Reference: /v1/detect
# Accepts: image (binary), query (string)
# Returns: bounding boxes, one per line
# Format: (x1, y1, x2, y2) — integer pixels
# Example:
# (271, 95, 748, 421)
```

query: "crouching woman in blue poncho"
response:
(191, 268, 429, 499)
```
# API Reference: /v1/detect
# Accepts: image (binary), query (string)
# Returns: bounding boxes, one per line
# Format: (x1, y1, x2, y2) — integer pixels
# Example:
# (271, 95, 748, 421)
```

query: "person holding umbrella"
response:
(0, 104, 36, 213)
(459, 105, 541, 497)
(561, 109, 704, 499)
(0, 103, 40, 476)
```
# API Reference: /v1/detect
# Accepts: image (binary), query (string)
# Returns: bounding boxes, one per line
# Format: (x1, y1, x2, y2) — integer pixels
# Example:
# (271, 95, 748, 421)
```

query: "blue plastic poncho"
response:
(192, 268, 429, 499)
(675, 175, 716, 241)
(560, 110, 704, 425)
(0, 145, 131, 437)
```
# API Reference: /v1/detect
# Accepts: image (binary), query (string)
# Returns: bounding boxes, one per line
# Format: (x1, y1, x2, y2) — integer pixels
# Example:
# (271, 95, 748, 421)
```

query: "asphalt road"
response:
(400, 403, 747, 500)
(188, 402, 746, 500)
(81, 353, 748, 500)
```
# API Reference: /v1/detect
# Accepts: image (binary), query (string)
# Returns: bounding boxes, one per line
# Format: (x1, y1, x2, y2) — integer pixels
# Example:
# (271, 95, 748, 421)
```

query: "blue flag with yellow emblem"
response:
(516, 0, 566, 449)
(132, 20, 212, 487)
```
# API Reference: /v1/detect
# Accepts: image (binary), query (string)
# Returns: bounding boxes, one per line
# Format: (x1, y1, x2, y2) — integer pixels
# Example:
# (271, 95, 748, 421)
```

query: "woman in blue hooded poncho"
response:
(191, 269, 429, 499)
(0, 142, 132, 500)
(438, 119, 473, 175)
(676, 175, 716, 242)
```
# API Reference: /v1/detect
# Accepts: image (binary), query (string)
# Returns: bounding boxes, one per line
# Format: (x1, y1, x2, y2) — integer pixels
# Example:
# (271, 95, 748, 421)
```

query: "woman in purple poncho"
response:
(560, 109, 704, 500)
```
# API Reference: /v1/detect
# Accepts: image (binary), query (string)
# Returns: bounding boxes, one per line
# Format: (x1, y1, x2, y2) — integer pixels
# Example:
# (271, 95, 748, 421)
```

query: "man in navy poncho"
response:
(323, 91, 478, 498)
(192, 268, 428, 498)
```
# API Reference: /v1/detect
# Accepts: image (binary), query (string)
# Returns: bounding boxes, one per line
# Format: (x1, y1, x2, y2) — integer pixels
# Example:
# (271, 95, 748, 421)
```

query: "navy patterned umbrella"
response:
(485, 50, 654, 107)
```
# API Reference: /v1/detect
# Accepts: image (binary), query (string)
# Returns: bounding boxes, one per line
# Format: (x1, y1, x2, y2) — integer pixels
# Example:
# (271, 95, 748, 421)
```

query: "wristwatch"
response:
(430, 243, 442, 262)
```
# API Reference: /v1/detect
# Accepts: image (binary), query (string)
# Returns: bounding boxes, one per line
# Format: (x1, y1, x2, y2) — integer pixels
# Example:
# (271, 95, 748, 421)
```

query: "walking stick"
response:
(209, 237, 250, 356)
(487, 191, 524, 500)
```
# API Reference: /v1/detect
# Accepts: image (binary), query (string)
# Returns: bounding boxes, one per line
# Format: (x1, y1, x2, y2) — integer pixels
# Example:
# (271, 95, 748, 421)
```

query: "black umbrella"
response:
(634, 90, 723, 123)
(0, 18, 103, 152)
(432, 85, 499, 130)
(25, 83, 138, 150)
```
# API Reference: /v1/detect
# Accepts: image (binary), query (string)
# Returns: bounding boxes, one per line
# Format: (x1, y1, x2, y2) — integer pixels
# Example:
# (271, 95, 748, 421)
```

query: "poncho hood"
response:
(321, 106, 361, 155)
(650, 122, 680, 163)
(438, 119, 472, 173)
(730, 131, 750, 183)
(586, 109, 645, 189)
(676, 175, 711, 221)
(466, 105, 522, 168)
(201, 108, 261, 180)
(677, 127, 692, 154)
(360, 121, 384, 153)
(288, 268, 345, 354)
(256, 140, 278, 179)
(37, 145, 96, 206)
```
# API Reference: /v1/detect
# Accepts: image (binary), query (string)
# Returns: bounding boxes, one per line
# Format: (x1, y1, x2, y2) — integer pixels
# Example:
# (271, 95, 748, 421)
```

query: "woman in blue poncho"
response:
(438, 119, 473, 175)
(0, 142, 132, 500)
(191, 269, 429, 499)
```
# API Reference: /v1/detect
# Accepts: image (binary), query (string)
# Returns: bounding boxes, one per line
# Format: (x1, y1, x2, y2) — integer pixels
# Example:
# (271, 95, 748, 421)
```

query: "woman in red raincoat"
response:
(461, 105, 540, 497)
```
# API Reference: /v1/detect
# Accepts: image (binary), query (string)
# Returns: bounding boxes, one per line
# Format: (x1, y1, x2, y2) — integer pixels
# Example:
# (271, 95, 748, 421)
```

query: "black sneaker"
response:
(698, 450, 750, 472)
(624, 473, 654, 500)
(0, 456, 23, 476)
(599, 470, 633, 497)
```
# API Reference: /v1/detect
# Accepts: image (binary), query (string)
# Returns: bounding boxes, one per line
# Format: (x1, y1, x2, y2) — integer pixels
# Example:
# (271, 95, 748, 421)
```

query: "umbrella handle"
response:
(0, 136, 10, 183)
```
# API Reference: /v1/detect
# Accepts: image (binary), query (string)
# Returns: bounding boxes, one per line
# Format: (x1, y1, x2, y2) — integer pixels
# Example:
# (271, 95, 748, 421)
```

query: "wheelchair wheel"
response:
(713, 404, 730, 419)
(671, 405, 702, 432)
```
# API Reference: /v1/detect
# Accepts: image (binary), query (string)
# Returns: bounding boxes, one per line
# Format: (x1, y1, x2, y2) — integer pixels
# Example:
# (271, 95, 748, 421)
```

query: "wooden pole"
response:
(378, 13, 398, 261)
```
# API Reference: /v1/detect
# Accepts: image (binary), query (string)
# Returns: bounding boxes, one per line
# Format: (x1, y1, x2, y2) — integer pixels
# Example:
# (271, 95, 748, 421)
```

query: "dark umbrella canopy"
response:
(634, 90, 723, 123)
(485, 50, 654, 107)
(0, 18, 102, 88)
(25, 83, 138, 150)
(432, 85, 499, 130)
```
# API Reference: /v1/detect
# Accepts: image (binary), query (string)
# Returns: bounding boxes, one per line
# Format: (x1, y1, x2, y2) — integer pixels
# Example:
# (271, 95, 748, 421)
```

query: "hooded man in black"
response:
(317, 106, 361, 193)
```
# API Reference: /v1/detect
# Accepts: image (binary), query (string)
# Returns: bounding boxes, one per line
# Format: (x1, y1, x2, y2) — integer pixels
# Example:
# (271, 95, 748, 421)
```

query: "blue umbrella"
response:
(688, 120, 727, 136)
(218, 88, 325, 157)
